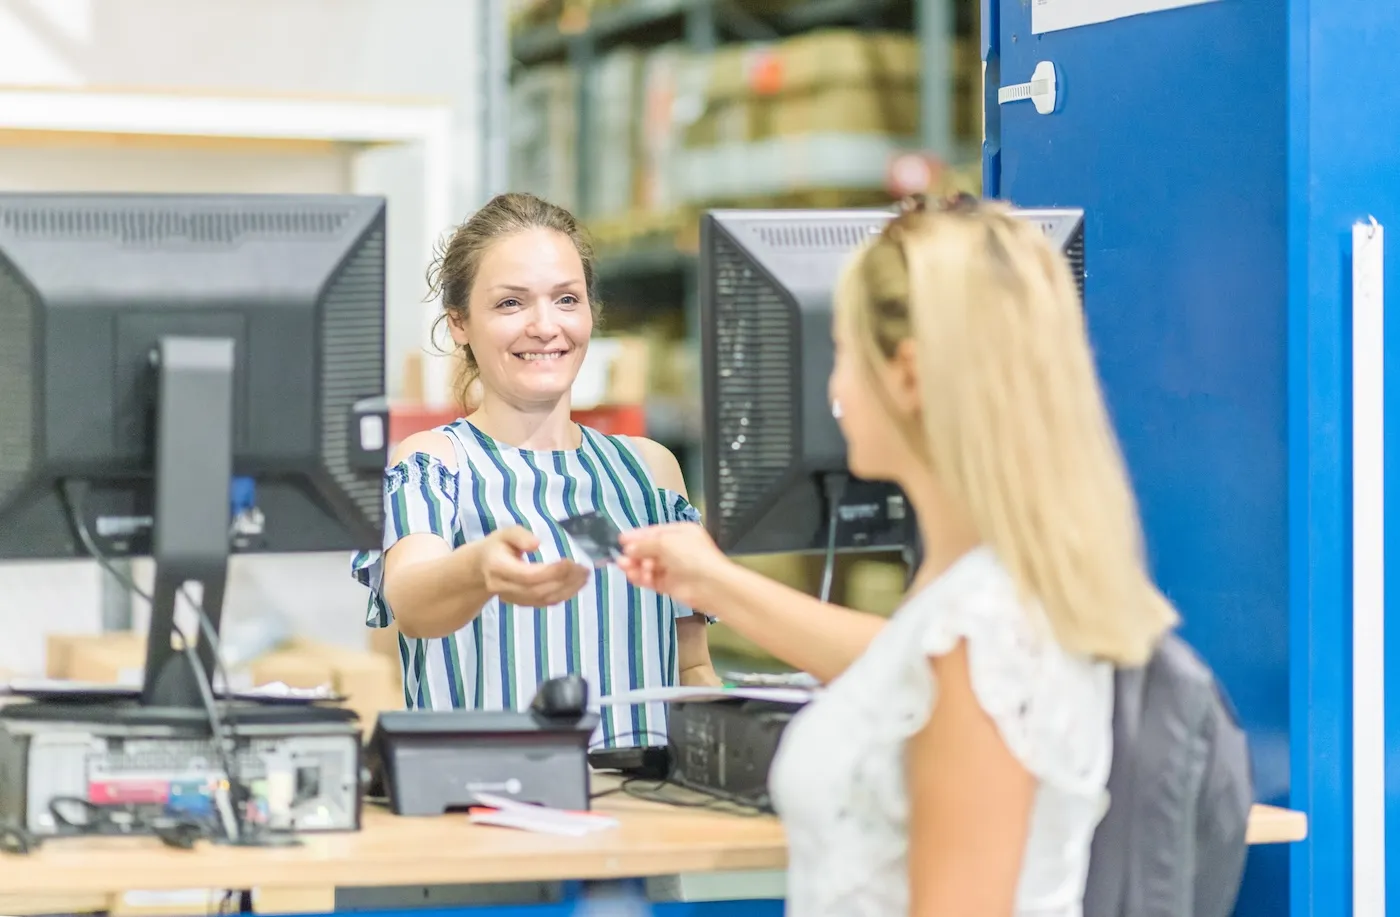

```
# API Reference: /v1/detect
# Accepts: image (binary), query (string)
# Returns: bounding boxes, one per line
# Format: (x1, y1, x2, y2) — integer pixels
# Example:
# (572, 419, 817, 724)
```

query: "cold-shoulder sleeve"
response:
(660, 488, 702, 526)
(351, 452, 459, 628)
(912, 553, 1114, 795)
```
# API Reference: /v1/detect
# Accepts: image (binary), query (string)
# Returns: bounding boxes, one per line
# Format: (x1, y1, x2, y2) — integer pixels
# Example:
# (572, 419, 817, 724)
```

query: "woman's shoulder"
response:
(389, 426, 460, 470)
(899, 546, 1112, 707)
(575, 428, 687, 494)
(622, 435, 686, 492)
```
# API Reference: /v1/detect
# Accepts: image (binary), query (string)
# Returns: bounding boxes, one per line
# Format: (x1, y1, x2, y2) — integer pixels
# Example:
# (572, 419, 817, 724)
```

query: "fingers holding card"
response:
(558, 511, 625, 566)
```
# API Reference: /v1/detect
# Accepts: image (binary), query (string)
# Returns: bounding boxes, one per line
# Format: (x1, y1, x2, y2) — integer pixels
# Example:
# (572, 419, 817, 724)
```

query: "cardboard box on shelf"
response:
(844, 558, 908, 617)
(609, 335, 651, 405)
(46, 631, 145, 681)
(686, 31, 925, 146)
(369, 621, 401, 668)
(52, 632, 336, 691)
(283, 638, 402, 729)
(508, 0, 562, 31)
(678, 30, 981, 205)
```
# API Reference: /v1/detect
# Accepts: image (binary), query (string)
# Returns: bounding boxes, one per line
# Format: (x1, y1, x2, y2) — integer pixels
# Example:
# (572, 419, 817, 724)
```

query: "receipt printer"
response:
(368, 677, 598, 815)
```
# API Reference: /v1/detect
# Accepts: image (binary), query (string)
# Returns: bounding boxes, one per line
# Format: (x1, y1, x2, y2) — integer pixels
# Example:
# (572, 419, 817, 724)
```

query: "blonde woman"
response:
(617, 196, 1177, 917)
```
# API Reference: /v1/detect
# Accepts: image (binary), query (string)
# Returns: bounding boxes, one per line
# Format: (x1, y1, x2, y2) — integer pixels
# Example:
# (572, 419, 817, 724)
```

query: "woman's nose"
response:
(527, 302, 561, 336)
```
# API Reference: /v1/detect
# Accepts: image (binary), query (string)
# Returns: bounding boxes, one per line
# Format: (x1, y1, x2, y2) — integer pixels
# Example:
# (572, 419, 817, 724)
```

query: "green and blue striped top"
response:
(351, 419, 701, 748)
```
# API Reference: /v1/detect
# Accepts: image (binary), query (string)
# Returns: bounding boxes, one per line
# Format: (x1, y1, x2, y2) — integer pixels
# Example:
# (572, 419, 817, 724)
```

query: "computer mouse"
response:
(530, 674, 589, 720)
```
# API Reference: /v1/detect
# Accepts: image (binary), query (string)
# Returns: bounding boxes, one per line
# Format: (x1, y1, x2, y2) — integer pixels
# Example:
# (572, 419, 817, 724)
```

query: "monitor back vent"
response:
(0, 206, 356, 246)
(0, 260, 34, 505)
(752, 220, 886, 251)
(1063, 221, 1086, 302)
(320, 227, 386, 528)
(710, 234, 797, 539)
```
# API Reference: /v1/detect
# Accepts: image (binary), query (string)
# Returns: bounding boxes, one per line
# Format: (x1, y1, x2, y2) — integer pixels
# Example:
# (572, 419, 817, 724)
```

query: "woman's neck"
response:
(469, 393, 581, 450)
(903, 477, 981, 592)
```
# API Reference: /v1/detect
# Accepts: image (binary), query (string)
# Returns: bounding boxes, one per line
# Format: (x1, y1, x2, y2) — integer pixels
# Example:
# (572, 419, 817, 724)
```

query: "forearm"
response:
(383, 543, 493, 639)
(677, 616, 722, 686)
(695, 561, 886, 683)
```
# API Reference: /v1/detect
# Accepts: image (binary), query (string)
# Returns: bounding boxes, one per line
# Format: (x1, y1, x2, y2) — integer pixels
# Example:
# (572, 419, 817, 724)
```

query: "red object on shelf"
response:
(388, 403, 646, 447)
(572, 404, 646, 437)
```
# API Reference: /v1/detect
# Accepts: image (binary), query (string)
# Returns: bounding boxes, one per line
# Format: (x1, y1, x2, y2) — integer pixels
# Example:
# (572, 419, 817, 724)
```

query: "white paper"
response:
(1032, 0, 1218, 34)
(469, 792, 619, 837)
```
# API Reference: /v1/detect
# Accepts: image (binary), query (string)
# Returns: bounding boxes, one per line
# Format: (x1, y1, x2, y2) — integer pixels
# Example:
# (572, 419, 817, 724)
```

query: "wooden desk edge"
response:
(1247, 803, 1309, 845)
(0, 803, 1307, 916)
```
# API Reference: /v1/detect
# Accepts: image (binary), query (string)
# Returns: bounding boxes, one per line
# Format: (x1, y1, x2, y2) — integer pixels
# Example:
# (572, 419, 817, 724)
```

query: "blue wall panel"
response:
(1285, 2, 1350, 914)
(987, 1, 1292, 913)
(1288, 1, 1400, 914)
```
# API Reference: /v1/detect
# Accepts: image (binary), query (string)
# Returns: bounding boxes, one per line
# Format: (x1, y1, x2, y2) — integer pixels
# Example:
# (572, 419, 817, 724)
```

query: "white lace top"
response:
(768, 547, 1114, 917)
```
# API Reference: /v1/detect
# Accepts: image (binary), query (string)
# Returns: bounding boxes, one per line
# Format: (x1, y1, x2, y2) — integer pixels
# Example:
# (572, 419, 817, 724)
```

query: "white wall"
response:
(0, 0, 483, 675)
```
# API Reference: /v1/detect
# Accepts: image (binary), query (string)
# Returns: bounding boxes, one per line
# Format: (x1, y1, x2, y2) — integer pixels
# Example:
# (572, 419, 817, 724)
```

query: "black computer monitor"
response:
(699, 206, 1086, 557)
(0, 193, 389, 708)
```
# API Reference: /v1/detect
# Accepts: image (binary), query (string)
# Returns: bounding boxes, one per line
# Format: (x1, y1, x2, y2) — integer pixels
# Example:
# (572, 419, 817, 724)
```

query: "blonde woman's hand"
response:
(477, 525, 591, 608)
(616, 523, 728, 611)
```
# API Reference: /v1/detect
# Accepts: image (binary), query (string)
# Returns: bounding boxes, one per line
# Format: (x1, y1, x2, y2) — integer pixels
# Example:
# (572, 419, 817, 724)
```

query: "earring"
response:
(831, 399, 843, 419)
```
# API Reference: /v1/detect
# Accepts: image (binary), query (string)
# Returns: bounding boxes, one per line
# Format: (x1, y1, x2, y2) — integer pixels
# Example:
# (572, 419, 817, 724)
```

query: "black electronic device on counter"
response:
(586, 744, 673, 781)
(368, 676, 598, 816)
(666, 696, 807, 812)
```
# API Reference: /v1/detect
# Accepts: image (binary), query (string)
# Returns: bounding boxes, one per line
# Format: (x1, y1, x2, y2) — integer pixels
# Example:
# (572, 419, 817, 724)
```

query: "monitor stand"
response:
(4, 336, 351, 730)
(142, 335, 236, 711)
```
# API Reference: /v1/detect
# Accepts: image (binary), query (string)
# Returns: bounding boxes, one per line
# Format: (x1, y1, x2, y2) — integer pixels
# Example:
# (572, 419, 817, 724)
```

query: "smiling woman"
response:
(349, 192, 720, 749)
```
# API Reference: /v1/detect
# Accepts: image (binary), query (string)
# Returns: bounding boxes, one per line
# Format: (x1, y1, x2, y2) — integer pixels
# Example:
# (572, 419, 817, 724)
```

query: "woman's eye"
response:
(497, 298, 521, 310)
(558, 294, 580, 308)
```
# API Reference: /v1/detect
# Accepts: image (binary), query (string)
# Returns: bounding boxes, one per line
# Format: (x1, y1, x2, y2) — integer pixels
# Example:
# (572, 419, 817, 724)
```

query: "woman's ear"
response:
(445, 309, 470, 349)
(887, 338, 922, 416)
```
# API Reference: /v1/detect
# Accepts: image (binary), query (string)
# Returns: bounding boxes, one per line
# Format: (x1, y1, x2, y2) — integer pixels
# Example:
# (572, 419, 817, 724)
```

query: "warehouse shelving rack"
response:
(492, 0, 970, 496)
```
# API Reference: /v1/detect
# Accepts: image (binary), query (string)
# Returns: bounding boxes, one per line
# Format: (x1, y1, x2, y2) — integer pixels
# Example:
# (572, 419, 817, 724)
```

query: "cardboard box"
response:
(844, 558, 908, 617)
(369, 621, 401, 669)
(47, 631, 145, 680)
(684, 31, 979, 151)
(283, 638, 403, 729)
(46, 633, 399, 734)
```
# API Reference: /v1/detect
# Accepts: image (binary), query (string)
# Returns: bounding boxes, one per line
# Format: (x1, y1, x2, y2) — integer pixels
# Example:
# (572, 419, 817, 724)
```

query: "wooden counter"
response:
(0, 789, 1308, 914)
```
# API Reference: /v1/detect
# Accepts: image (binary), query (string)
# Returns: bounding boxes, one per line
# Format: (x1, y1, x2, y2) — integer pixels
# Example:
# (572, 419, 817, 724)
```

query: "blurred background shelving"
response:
(498, 0, 983, 661)
(504, 0, 981, 491)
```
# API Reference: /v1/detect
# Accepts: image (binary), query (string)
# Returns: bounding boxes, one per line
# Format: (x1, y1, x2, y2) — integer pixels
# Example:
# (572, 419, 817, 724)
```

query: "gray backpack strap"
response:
(1084, 665, 1146, 917)
(1191, 671, 1252, 917)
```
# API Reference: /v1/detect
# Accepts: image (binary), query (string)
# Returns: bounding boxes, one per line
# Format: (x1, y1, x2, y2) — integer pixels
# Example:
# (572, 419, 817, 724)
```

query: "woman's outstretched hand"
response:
(479, 525, 591, 608)
(616, 523, 728, 611)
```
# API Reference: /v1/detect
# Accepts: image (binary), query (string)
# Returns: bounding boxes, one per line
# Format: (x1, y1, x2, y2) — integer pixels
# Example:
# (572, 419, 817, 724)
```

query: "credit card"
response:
(558, 511, 625, 566)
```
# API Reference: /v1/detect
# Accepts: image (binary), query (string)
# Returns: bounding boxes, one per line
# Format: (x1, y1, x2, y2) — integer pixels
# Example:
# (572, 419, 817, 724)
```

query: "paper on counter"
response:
(468, 792, 619, 837)
(596, 685, 815, 707)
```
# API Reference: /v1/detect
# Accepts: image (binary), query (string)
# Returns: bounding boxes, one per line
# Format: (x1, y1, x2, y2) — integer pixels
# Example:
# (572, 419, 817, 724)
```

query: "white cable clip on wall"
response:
(998, 61, 1059, 115)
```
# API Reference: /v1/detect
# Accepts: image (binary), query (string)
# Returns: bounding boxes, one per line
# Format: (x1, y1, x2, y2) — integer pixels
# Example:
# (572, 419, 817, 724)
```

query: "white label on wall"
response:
(1032, 0, 1218, 34)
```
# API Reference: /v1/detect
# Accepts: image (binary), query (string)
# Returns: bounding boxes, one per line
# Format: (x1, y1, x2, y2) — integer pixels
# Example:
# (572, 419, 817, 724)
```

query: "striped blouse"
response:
(351, 419, 701, 748)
